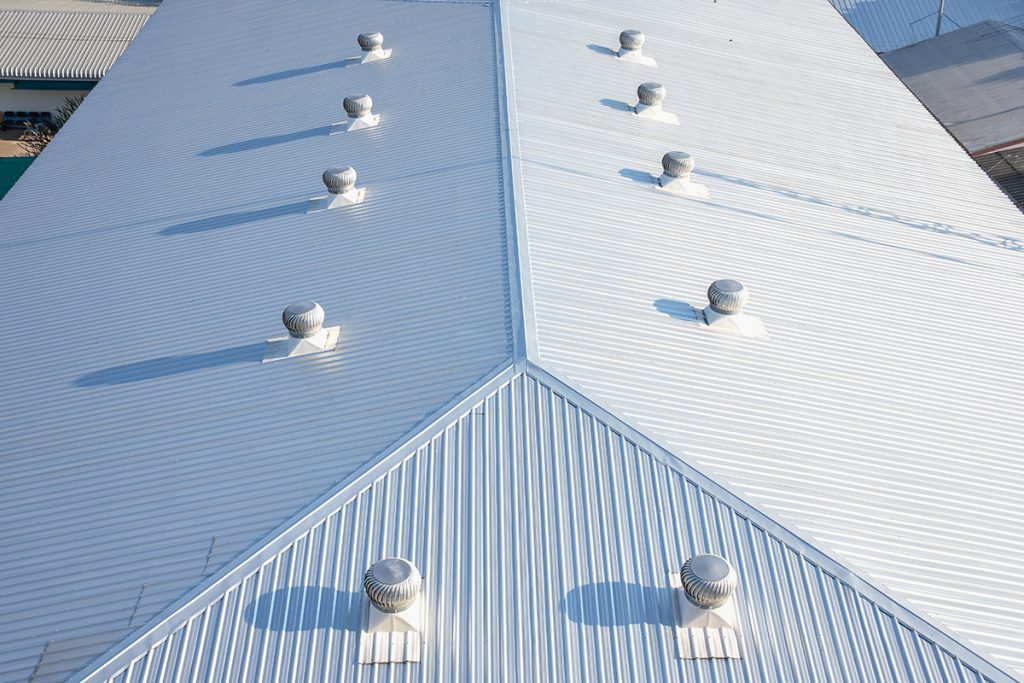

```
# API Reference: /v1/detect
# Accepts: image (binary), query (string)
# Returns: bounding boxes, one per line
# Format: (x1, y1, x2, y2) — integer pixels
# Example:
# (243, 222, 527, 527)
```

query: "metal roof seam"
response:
(522, 360, 1017, 683)
(67, 361, 519, 683)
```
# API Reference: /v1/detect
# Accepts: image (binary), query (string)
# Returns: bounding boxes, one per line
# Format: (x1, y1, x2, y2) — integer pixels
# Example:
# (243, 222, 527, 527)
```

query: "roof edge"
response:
(525, 359, 1017, 683)
(69, 360, 519, 683)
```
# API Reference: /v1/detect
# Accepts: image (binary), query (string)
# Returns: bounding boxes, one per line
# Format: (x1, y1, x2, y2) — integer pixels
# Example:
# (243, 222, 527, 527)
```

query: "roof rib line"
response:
(524, 359, 1017, 683)
(68, 360, 519, 683)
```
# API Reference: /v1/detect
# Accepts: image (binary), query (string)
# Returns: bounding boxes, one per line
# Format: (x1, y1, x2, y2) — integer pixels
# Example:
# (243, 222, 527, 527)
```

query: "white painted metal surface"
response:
(81, 372, 1000, 682)
(503, 0, 1024, 677)
(0, 0, 511, 680)
(0, 9, 148, 80)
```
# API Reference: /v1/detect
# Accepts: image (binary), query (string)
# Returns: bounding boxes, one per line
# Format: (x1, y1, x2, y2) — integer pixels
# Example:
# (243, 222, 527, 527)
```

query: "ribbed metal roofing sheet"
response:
(503, 0, 1024, 677)
(882, 21, 1024, 154)
(0, 0, 510, 680)
(77, 371, 1001, 683)
(828, 0, 1023, 52)
(0, 9, 148, 80)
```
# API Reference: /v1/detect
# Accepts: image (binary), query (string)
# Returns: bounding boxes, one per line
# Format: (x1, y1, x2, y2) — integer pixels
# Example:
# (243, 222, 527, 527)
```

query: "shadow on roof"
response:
(199, 126, 333, 157)
(653, 298, 701, 322)
(160, 201, 308, 235)
(561, 581, 675, 627)
(599, 98, 632, 113)
(245, 587, 361, 632)
(75, 343, 264, 386)
(234, 58, 359, 86)
(586, 44, 616, 57)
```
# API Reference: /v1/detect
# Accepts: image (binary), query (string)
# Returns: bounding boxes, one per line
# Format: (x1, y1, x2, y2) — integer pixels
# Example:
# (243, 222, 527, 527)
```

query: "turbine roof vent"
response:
(356, 31, 392, 63)
(263, 300, 340, 362)
(657, 152, 708, 198)
(334, 95, 380, 133)
(700, 279, 767, 338)
(681, 554, 738, 609)
(343, 94, 373, 118)
(616, 29, 656, 65)
(633, 82, 676, 123)
(363, 557, 422, 613)
(310, 166, 365, 211)
(707, 279, 749, 315)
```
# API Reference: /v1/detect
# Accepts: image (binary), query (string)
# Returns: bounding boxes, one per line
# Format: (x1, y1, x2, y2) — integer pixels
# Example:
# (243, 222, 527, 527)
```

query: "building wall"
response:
(0, 82, 90, 116)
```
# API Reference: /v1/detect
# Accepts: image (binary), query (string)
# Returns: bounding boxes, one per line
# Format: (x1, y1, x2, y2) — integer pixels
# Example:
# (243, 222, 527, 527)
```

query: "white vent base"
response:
(263, 326, 340, 363)
(359, 594, 424, 664)
(307, 188, 366, 212)
(360, 48, 392, 64)
(658, 174, 709, 198)
(330, 114, 380, 134)
(702, 308, 768, 338)
(669, 571, 742, 659)
(616, 49, 657, 67)
(633, 103, 678, 124)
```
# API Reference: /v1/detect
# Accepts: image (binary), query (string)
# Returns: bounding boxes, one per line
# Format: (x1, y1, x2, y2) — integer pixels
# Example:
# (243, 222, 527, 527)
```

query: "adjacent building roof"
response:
(0, 9, 149, 80)
(883, 21, 1024, 155)
(0, 0, 1022, 681)
(829, 0, 1023, 52)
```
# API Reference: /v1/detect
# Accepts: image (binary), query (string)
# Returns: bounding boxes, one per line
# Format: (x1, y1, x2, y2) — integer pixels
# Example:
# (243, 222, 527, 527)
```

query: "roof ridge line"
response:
(69, 360, 519, 683)
(524, 359, 1017, 683)
(493, 0, 537, 365)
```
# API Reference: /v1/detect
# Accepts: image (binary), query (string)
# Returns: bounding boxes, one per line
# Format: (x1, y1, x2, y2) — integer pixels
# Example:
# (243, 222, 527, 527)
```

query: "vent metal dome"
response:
(681, 554, 737, 609)
(343, 94, 373, 118)
(323, 166, 357, 194)
(619, 29, 645, 51)
(364, 557, 422, 613)
(357, 32, 384, 51)
(637, 82, 666, 106)
(707, 279, 749, 315)
(282, 301, 325, 339)
(662, 151, 695, 178)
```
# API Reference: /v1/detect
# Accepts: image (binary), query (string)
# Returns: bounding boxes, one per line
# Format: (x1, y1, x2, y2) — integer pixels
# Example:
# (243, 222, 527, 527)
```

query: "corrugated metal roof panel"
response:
(0, 9, 148, 80)
(81, 371, 1001, 683)
(504, 0, 1024, 677)
(882, 21, 1024, 154)
(829, 0, 1023, 52)
(0, 0, 511, 680)
(976, 148, 1024, 209)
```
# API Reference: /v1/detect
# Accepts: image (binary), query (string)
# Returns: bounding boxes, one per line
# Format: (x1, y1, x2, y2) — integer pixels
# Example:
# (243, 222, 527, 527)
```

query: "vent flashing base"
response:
(331, 114, 380, 134)
(669, 571, 742, 659)
(358, 594, 424, 664)
(616, 49, 656, 66)
(633, 103, 678, 124)
(658, 173, 709, 198)
(307, 189, 366, 212)
(360, 48, 392, 64)
(263, 326, 340, 362)
(701, 308, 767, 338)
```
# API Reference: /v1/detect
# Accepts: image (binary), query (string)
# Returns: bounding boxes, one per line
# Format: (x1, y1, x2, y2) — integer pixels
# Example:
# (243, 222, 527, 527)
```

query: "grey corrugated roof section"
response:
(74, 369, 1005, 683)
(976, 148, 1024, 208)
(0, 0, 1022, 680)
(829, 0, 1023, 52)
(0, 9, 149, 80)
(882, 21, 1024, 155)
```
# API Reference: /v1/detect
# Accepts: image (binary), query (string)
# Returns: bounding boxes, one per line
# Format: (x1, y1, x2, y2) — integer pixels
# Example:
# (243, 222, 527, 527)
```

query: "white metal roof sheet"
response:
(0, 9, 148, 80)
(76, 370, 1004, 683)
(0, 0, 511, 680)
(503, 0, 1024, 677)
(829, 0, 1023, 52)
(882, 21, 1024, 154)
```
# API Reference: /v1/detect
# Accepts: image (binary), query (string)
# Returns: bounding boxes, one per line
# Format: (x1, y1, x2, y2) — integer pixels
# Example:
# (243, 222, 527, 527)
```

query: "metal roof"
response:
(0, 9, 148, 80)
(502, 0, 1024, 677)
(0, 0, 1022, 681)
(828, 0, 1023, 52)
(74, 370, 1002, 683)
(882, 21, 1024, 155)
(0, 0, 510, 680)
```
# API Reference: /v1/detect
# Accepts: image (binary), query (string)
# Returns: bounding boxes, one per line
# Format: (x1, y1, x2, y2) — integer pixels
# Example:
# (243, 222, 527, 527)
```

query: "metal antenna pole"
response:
(935, 0, 946, 36)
